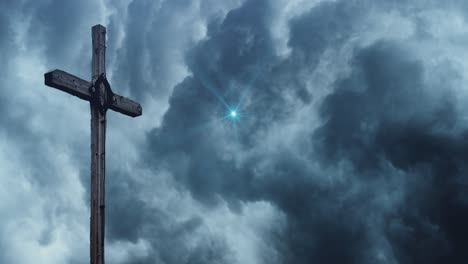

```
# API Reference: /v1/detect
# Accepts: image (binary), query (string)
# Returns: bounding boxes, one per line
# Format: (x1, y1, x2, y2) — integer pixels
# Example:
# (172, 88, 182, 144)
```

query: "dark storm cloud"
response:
(0, 1, 15, 125)
(0, 0, 245, 263)
(104, 166, 234, 264)
(145, 0, 468, 263)
(0, 0, 91, 187)
(0, 0, 101, 168)
(2, 0, 468, 263)
(109, 0, 239, 100)
(315, 40, 468, 263)
(288, 0, 361, 65)
(0, 2, 98, 263)
(147, 0, 289, 203)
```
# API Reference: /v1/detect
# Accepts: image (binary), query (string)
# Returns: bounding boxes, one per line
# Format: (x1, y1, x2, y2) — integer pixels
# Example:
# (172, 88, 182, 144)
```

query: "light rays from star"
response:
(160, 87, 257, 151)
(182, 67, 269, 145)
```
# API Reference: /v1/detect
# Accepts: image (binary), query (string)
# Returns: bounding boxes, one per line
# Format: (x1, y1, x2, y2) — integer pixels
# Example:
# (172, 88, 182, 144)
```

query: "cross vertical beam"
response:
(90, 24, 106, 264)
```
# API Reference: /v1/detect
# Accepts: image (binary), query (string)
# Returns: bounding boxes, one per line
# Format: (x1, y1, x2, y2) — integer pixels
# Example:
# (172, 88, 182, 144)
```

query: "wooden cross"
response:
(43, 25, 142, 264)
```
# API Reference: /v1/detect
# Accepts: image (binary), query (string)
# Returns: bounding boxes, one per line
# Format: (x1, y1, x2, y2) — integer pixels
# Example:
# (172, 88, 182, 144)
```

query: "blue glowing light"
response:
(230, 111, 237, 118)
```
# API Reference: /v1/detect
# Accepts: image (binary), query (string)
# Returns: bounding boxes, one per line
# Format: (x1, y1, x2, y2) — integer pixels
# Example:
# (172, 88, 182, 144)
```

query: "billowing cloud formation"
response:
(1, 0, 468, 263)
(147, 0, 468, 263)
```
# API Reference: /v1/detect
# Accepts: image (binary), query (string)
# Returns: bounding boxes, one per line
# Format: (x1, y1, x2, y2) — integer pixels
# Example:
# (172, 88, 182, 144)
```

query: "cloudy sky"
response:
(1, 0, 468, 263)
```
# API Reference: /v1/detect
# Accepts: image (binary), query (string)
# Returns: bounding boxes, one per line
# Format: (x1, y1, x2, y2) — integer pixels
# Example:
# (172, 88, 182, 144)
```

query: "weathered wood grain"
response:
(44, 70, 91, 100)
(90, 24, 106, 264)
(109, 94, 142, 117)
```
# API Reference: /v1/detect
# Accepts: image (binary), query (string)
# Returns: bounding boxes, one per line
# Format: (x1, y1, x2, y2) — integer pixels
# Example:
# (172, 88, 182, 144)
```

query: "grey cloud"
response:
(109, 0, 243, 100)
(315, 39, 468, 263)
(2, 0, 468, 263)
(144, 0, 468, 263)
(106, 168, 234, 264)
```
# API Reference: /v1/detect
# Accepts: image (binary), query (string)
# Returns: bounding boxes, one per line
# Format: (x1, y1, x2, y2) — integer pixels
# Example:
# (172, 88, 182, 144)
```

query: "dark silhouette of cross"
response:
(44, 24, 142, 264)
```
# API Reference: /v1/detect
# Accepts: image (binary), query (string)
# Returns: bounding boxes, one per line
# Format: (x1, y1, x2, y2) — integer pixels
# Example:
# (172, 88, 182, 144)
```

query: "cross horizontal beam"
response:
(44, 69, 91, 100)
(44, 69, 142, 117)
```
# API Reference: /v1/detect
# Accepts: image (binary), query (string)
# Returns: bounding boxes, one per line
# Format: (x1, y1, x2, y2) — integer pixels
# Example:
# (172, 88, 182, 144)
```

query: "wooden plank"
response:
(44, 69, 92, 101)
(109, 94, 143, 117)
(90, 104, 106, 264)
(90, 24, 106, 264)
(92, 24, 106, 79)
